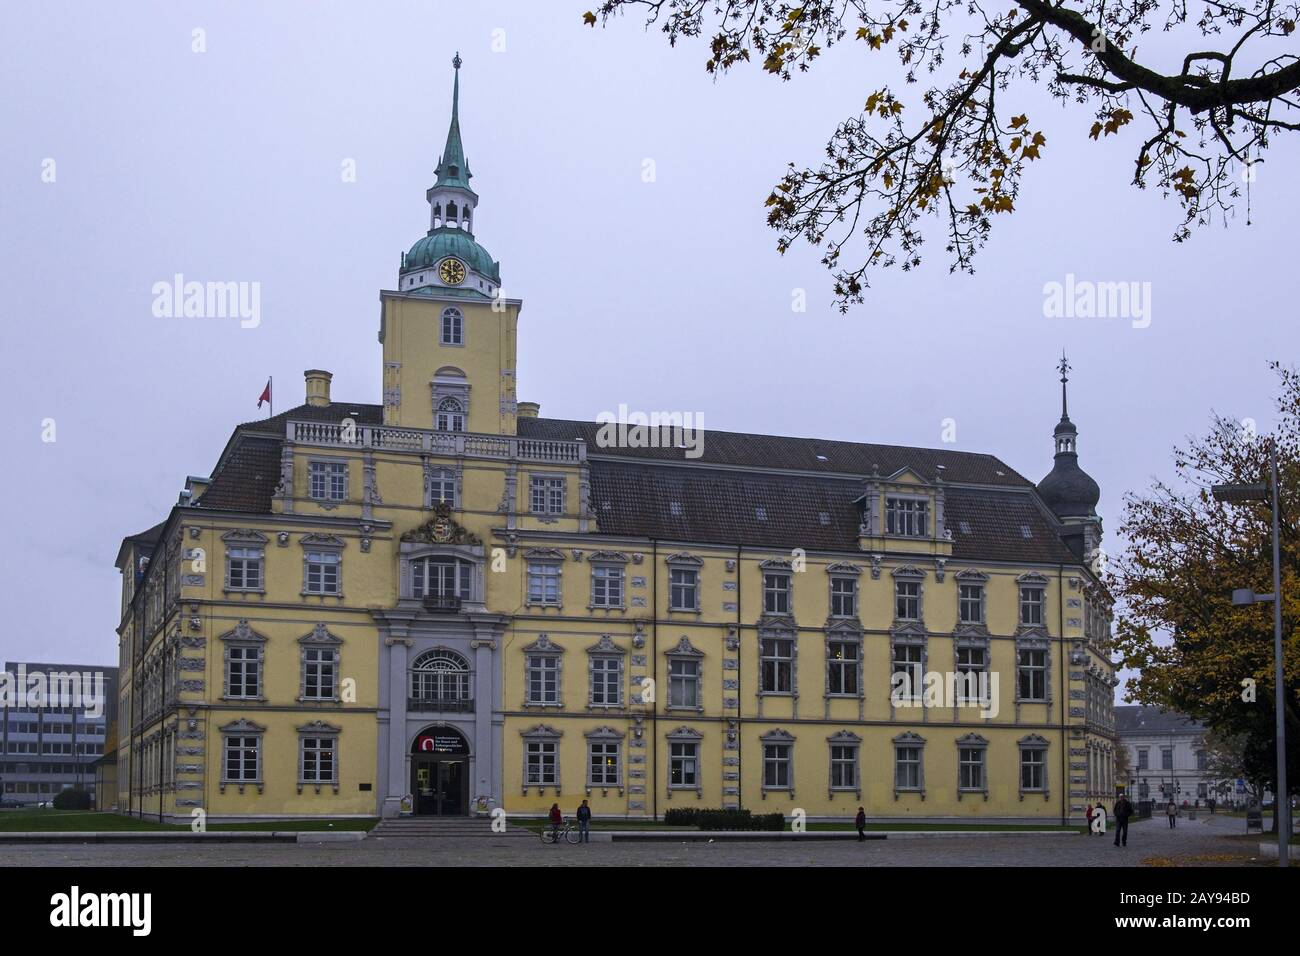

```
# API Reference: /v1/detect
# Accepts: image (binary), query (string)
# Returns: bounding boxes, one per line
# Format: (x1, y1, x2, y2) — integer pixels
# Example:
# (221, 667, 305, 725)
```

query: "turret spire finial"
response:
(453, 51, 462, 70)
(1057, 350, 1071, 419)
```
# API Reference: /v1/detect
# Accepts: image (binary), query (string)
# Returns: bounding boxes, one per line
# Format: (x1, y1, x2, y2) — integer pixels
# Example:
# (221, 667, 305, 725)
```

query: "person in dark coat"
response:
(1084, 803, 1095, 835)
(855, 807, 867, 842)
(1167, 800, 1178, 828)
(576, 799, 592, 843)
(1112, 794, 1133, 847)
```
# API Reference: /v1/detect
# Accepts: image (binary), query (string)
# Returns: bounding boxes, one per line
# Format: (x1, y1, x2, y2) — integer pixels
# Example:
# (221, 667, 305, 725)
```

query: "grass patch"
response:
(0, 810, 376, 833)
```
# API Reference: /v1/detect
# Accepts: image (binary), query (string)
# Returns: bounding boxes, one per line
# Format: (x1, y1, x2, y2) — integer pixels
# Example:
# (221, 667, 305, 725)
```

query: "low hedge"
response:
(52, 788, 92, 811)
(663, 807, 786, 831)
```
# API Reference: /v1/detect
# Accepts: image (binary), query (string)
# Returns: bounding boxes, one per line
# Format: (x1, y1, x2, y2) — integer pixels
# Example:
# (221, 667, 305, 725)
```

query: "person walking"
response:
(1112, 794, 1133, 847)
(1166, 800, 1178, 829)
(576, 799, 592, 844)
(1084, 803, 1095, 835)
(548, 802, 563, 844)
(855, 807, 867, 842)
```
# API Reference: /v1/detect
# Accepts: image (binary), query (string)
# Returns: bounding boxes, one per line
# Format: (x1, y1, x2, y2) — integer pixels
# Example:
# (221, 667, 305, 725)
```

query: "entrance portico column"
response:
(384, 636, 412, 817)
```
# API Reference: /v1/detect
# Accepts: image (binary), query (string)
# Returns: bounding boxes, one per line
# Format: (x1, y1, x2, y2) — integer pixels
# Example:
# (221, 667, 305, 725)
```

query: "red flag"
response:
(257, 378, 272, 408)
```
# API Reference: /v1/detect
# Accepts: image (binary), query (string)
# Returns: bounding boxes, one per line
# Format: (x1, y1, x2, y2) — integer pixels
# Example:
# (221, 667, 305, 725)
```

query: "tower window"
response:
(441, 307, 463, 346)
(436, 397, 465, 432)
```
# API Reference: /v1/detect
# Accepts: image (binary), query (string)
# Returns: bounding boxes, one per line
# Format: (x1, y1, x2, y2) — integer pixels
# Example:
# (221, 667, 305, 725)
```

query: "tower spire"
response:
(435, 53, 472, 191)
(1058, 350, 1071, 420)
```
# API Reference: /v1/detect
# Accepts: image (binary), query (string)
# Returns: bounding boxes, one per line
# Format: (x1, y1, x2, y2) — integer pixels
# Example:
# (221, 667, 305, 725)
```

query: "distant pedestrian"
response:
(1113, 794, 1133, 847)
(576, 799, 592, 843)
(1208, 798, 1216, 814)
(1084, 803, 1095, 835)
(548, 803, 563, 844)
(855, 807, 867, 842)
(1166, 800, 1178, 828)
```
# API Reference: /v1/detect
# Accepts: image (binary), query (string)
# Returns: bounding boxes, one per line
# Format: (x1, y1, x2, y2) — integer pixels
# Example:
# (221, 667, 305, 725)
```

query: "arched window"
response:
(441, 307, 463, 346)
(446, 201, 458, 223)
(433, 204, 442, 228)
(436, 397, 465, 432)
(410, 648, 471, 704)
(411, 556, 472, 601)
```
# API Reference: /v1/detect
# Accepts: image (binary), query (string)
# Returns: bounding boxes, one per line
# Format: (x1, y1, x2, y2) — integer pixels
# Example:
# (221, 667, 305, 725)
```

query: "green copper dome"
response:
(402, 227, 500, 284)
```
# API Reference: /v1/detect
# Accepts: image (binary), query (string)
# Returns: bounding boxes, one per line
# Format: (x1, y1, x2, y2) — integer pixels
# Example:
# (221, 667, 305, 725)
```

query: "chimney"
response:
(304, 369, 332, 407)
(517, 401, 540, 419)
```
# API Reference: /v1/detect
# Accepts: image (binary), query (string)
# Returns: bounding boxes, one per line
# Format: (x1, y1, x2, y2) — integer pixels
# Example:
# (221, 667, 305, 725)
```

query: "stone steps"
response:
(369, 817, 533, 839)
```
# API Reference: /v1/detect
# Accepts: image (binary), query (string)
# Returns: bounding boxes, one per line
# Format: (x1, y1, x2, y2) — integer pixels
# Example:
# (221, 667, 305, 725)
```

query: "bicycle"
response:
(540, 819, 581, 844)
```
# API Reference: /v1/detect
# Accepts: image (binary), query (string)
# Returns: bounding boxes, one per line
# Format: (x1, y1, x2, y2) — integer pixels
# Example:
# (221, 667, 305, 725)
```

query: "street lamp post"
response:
(1213, 440, 1290, 867)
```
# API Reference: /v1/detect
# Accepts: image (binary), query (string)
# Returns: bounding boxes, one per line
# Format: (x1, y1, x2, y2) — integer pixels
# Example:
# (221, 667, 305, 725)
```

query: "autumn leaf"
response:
(1010, 114, 1028, 129)
(582, 10, 596, 26)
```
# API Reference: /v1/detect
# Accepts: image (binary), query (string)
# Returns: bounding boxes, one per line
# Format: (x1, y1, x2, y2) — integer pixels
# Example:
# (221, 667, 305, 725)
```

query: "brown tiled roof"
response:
(519, 417, 1032, 487)
(183, 410, 1078, 565)
(588, 460, 1077, 562)
(194, 436, 282, 512)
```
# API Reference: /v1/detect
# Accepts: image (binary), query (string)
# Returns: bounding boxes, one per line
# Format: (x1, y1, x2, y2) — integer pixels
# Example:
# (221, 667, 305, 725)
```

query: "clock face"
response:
(438, 258, 466, 285)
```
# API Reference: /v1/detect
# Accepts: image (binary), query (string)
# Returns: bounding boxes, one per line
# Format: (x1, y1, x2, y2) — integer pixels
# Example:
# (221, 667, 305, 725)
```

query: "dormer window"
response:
(885, 497, 928, 536)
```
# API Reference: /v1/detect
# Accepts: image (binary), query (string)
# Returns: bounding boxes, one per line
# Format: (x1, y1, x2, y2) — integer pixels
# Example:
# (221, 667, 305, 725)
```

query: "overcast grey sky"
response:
(1, 1, 1296, 672)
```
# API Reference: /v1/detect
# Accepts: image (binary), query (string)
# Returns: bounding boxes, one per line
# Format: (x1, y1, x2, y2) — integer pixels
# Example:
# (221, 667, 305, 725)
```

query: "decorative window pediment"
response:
(297, 720, 341, 735)
(827, 730, 862, 743)
(588, 550, 629, 564)
(523, 634, 564, 655)
(893, 731, 927, 745)
(955, 568, 989, 582)
(1018, 571, 1050, 585)
(760, 728, 796, 744)
(1018, 733, 1050, 748)
(584, 725, 625, 741)
(221, 529, 268, 545)
(759, 558, 794, 571)
(219, 620, 267, 644)
(891, 565, 926, 579)
(757, 615, 797, 635)
(890, 620, 928, 640)
(220, 718, 266, 734)
(586, 634, 625, 656)
(666, 725, 703, 741)
(300, 533, 345, 550)
(664, 551, 703, 566)
(299, 623, 342, 645)
(664, 636, 703, 659)
(956, 733, 989, 747)
(826, 562, 863, 576)
(524, 547, 567, 560)
(520, 724, 562, 740)
(953, 624, 991, 643)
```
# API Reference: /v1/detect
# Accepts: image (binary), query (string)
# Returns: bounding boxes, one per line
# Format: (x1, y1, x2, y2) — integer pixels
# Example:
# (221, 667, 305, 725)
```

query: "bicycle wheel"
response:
(565, 826, 581, 845)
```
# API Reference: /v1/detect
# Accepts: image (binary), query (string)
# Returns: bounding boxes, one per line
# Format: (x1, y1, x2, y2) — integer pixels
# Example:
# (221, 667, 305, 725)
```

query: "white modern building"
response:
(1115, 705, 1227, 805)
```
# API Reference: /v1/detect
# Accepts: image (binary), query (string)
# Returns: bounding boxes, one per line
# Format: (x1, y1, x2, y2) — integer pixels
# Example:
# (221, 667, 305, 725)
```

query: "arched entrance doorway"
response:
(410, 726, 470, 816)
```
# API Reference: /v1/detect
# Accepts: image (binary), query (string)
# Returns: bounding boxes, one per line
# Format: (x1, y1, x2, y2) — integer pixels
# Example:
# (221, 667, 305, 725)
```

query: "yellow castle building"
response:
(114, 57, 1117, 824)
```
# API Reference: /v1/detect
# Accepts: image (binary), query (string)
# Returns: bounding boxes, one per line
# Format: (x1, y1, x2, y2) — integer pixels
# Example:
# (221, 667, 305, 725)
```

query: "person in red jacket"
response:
(855, 807, 867, 842)
(548, 803, 563, 844)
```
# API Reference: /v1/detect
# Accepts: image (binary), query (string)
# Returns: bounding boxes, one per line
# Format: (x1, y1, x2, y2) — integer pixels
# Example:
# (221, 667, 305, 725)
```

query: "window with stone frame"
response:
(222, 730, 262, 784)
(830, 739, 859, 791)
(1019, 737, 1049, 793)
(435, 397, 465, 432)
(958, 582, 985, 624)
(668, 738, 699, 789)
(299, 731, 338, 785)
(226, 545, 264, 591)
(523, 730, 560, 788)
(441, 307, 463, 346)
(527, 561, 563, 606)
(1017, 646, 1048, 701)
(585, 730, 623, 788)
(303, 546, 342, 596)
(590, 563, 624, 608)
(668, 657, 700, 708)
(763, 741, 792, 789)
(299, 625, 341, 702)
(885, 496, 929, 536)
(827, 639, 860, 696)
(957, 735, 988, 794)
(523, 636, 563, 707)
(830, 576, 857, 618)
(1019, 585, 1046, 626)
(588, 651, 623, 707)
(221, 624, 266, 699)
(529, 475, 565, 515)
(669, 566, 699, 611)
(763, 571, 792, 615)
(894, 738, 924, 791)
(760, 636, 794, 693)
(308, 460, 348, 501)
(895, 579, 921, 621)
(954, 644, 989, 704)
(892, 641, 924, 702)
(428, 468, 457, 507)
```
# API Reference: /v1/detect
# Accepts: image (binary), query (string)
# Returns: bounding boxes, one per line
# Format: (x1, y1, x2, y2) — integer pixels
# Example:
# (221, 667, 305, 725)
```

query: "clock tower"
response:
(378, 55, 522, 435)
